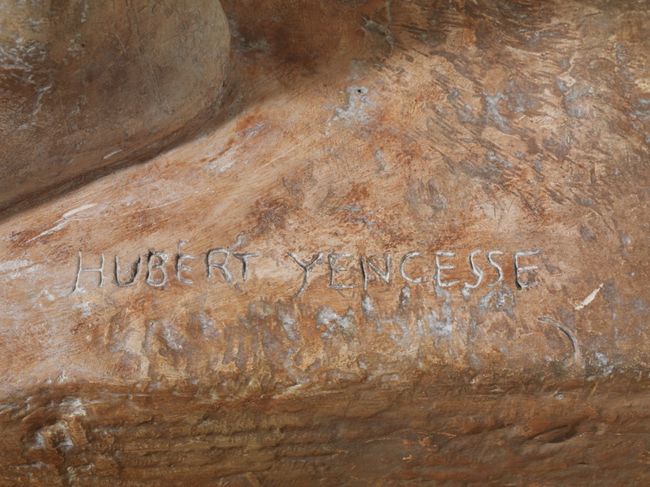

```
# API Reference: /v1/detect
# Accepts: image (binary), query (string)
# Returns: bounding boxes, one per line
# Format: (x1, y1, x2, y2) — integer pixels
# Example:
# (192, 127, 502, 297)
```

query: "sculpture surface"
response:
(0, 0, 230, 210)
(0, 0, 649, 485)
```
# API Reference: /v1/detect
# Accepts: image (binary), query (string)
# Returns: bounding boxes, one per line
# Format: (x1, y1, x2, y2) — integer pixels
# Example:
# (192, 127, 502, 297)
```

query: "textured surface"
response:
(0, 0, 230, 210)
(1, 0, 649, 484)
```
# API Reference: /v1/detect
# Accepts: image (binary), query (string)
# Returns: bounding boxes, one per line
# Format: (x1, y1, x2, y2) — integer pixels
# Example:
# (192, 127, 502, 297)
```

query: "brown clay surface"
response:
(0, 0, 230, 211)
(1, 0, 649, 485)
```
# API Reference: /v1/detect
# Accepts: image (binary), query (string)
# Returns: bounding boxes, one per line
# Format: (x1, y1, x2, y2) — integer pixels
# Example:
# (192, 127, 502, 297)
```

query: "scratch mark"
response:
(27, 204, 97, 243)
(103, 149, 123, 160)
(574, 283, 603, 311)
(538, 316, 583, 367)
(61, 203, 97, 219)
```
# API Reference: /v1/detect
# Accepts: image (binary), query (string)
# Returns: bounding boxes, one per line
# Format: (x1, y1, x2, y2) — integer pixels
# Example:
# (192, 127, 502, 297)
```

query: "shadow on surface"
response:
(0, 0, 398, 224)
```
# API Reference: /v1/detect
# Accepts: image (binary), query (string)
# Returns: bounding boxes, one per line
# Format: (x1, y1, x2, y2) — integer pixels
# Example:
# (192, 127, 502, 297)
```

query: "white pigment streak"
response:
(27, 203, 97, 243)
(574, 283, 604, 311)
(61, 203, 97, 219)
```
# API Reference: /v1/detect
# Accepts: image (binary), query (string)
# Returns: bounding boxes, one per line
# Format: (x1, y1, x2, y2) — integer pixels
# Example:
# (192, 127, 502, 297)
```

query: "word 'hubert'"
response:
(70, 242, 542, 296)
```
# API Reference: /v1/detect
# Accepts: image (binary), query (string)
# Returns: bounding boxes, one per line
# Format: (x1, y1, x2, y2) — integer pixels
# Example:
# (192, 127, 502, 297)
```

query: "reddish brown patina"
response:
(0, 0, 649, 484)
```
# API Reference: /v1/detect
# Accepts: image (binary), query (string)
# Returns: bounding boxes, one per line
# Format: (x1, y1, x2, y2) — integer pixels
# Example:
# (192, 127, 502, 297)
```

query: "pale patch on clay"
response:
(574, 283, 603, 311)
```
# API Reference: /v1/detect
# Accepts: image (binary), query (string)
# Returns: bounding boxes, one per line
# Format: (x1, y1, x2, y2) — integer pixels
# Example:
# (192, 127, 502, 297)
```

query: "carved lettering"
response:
(233, 252, 259, 282)
(463, 249, 483, 291)
(434, 251, 459, 288)
(514, 249, 541, 289)
(114, 255, 142, 287)
(360, 254, 392, 291)
(67, 246, 547, 296)
(400, 251, 424, 284)
(72, 251, 105, 294)
(328, 253, 355, 289)
(175, 241, 194, 285)
(206, 248, 233, 283)
(146, 251, 168, 288)
(487, 250, 504, 286)
(288, 252, 323, 296)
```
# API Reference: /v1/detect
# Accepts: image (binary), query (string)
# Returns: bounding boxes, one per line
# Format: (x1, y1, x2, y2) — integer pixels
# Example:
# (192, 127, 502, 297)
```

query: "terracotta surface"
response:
(0, 0, 649, 485)
(0, 0, 230, 211)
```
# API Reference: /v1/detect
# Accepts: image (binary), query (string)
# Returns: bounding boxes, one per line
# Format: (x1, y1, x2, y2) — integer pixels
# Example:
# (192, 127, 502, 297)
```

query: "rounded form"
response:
(0, 0, 230, 208)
